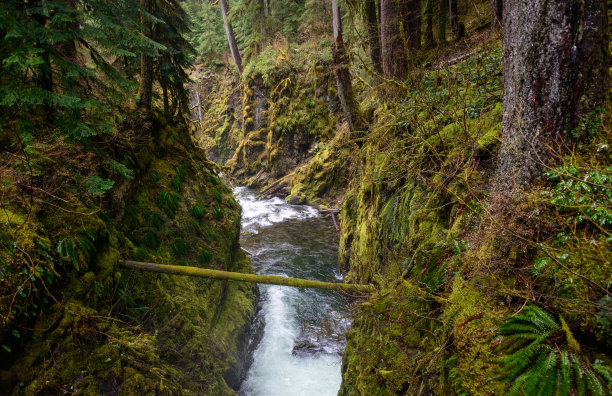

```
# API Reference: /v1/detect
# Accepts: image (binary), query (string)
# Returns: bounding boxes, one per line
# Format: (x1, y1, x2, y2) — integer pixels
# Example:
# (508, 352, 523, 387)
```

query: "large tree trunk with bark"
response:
(380, 0, 420, 81)
(403, 0, 421, 51)
(364, 0, 382, 74)
(139, 0, 153, 111)
(219, 0, 243, 75)
(449, 0, 458, 36)
(424, 0, 435, 49)
(332, 0, 358, 131)
(437, 0, 447, 43)
(496, 0, 609, 188)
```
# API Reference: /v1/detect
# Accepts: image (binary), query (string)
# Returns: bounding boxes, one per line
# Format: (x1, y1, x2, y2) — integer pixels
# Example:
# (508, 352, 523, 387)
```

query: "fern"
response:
(191, 203, 206, 219)
(57, 230, 95, 270)
(497, 305, 611, 395)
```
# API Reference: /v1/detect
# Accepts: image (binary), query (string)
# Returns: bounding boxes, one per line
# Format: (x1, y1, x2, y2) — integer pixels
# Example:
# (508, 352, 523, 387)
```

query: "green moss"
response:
(1, 115, 256, 396)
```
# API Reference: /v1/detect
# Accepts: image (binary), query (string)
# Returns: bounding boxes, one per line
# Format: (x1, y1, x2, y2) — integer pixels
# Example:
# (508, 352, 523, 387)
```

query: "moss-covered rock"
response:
(0, 113, 256, 395)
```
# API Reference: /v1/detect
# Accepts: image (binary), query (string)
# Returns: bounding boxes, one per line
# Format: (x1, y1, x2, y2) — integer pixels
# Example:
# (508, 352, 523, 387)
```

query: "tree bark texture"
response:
(332, 0, 358, 131)
(424, 0, 435, 49)
(121, 260, 374, 294)
(438, 0, 447, 43)
(219, 0, 243, 75)
(139, 0, 153, 111)
(490, 0, 502, 28)
(449, 0, 458, 37)
(365, 0, 382, 74)
(259, 0, 266, 49)
(380, 0, 420, 81)
(403, 0, 421, 51)
(497, 0, 609, 188)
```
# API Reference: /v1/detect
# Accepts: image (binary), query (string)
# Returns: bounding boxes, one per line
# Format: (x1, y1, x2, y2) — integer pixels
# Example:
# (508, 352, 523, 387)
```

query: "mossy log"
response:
(120, 260, 374, 294)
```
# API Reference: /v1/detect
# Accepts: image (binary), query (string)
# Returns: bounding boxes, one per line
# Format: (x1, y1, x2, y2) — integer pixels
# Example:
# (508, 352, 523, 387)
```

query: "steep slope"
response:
(0, 112, 256, 395)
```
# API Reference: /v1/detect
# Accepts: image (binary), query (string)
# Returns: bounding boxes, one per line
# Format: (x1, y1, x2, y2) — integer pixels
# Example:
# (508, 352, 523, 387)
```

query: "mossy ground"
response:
(0, 111, 256, 395)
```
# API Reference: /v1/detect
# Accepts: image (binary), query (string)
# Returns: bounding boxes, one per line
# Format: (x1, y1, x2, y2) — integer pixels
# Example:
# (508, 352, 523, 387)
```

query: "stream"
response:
(234, 187, 349, 396)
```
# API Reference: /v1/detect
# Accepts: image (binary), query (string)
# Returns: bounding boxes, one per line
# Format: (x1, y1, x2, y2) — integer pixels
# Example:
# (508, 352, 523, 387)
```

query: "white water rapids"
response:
(235, 187, 349, 396)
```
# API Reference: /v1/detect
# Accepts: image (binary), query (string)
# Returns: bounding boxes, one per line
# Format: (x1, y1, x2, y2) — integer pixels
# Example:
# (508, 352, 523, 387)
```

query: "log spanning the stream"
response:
(120, 260, 374, 294)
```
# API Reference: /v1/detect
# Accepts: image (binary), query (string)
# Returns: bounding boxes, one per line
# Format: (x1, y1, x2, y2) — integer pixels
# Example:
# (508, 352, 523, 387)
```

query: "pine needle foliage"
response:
(497, 305, 611, 396)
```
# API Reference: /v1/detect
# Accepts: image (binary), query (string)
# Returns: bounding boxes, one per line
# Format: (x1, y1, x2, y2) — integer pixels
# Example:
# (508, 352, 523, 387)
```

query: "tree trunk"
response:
(381, 0, 406, 80)
(266, 0, 271, 16)
(162, 84, 169, 115)
(33, 4, 53, 122)
(424, 0, 435, 49)
(332, 0, 358, 131)
(380, 0, 421, 81)
(490, 0, 502, 28)
(449, 0, 458, 37)
(219, 0, 243, 75)
(364, 0, 382, 74)
(496, 0, 609, 188)
(259, 0, 266, 49)
(121, 260, 374, 294)
(438, 0, 447, 43)
(403, 0, 421, 51)
(56, 0, 78, 63)
(139, 0, 153, 111)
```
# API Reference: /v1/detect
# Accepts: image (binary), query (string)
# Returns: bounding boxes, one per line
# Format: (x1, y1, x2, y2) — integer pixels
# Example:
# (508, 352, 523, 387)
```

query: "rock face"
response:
(497, 0, 609, 187)
(0, 113, 257, 395)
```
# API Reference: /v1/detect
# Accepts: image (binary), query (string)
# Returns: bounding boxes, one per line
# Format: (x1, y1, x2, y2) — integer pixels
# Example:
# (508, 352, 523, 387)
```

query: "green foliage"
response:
(156, 190, 181, 217)
(143, 232, 160, 249)
(57, 230, 95, 271)
(181, 0, 225, 65)
(151, 212, 165, 229)
(542, 165, 612, 229)
(171, 175, 182, 192)
(109, 160, 134, 180)
(169, 238, 189, 257)
(497, 305, 610, 396)
(197, 248, 212, 264)
(191, 202, 206, 219)
(212, 205, 223, 219)
(83, 175, 114, 196)
(212, 188, 224, 203)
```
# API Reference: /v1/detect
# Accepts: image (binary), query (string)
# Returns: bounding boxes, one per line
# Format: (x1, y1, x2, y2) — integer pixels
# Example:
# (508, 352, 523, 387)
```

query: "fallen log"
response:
(120, 260, 374, 294)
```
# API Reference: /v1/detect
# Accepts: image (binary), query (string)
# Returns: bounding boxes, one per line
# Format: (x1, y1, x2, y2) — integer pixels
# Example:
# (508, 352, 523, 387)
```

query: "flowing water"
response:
(235, 187, 349, 396)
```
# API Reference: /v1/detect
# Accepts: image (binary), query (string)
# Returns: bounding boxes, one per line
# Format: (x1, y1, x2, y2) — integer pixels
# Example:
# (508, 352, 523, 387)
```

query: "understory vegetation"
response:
(192, 0, 611, 394)
(1, 0, 610, 394)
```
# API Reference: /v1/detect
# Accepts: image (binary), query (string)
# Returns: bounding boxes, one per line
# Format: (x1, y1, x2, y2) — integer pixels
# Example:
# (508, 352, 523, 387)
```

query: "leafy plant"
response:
(156, 190, 181, 217)
(169, 238, 189, 257)
(542, 165, 612, 228)
(197, 248, 212, 264)
(151, 212, 164, 229)
(57, 230, 96, 271)
(212, 205, 223, 219)
(191, 203, 206, 219)
(83, 175, 114, 196)
(143, 232, 159, 249)
(212, 188, 224, 204)
(497, 305, 611, 396)
(109, 159, 134, 179)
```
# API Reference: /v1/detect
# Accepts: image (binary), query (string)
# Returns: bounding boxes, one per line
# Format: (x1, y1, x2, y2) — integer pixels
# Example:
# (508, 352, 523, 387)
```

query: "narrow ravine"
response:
(234, 187, 350, 396)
